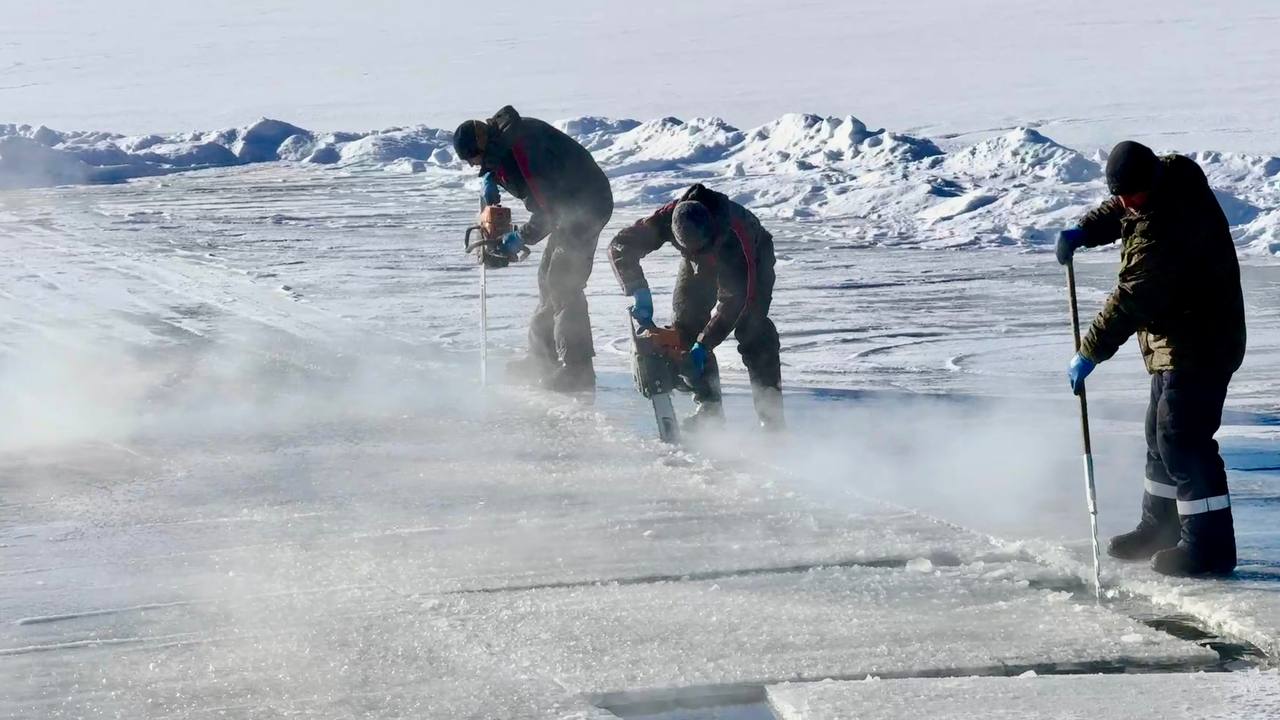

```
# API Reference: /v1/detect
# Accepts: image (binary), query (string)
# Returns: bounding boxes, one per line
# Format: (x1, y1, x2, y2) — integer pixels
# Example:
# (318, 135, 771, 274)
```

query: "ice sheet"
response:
(768, 672, 1280, 720)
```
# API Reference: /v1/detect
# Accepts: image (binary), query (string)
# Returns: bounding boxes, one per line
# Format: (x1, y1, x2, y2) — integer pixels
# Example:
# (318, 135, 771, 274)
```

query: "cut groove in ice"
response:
(599, 685, 776, 720)
(1022, 577, 1267, 669)
(1138, 613, 1268, 668)
(447, 552, 967, 596)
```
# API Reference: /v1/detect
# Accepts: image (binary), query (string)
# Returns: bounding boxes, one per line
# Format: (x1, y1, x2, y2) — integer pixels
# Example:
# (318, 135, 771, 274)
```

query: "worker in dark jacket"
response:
(1057, 140, 1246, 577)
(609, 184, 784, 430)
(453, 106, 614, 392)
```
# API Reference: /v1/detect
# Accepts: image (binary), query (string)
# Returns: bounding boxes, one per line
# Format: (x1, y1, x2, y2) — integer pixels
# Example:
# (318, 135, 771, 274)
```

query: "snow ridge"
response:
(2, 114, 1278, 255)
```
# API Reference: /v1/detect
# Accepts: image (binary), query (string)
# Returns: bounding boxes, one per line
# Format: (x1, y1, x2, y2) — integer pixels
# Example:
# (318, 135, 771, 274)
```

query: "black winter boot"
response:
(540, 361, 596, 394)
(1106, 487, 1179, 561)
(751, 385, 785, 432)
(1151, 507, 1237, 577)
(506, 354, 557, 385)
(682, 399, 725, 433)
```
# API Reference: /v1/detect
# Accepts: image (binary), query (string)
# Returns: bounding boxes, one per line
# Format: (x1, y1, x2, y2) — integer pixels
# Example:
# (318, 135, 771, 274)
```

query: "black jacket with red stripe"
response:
(477, 106, 613, 246)
(609, 184, 775, 349)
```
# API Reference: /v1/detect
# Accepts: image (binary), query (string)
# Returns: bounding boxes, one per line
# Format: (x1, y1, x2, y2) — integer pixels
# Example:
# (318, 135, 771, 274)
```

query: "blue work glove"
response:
(499, 229, 523, 256)
(1068, 352, 1096, 395)
(1056, 227, 1086, 266)
(629, 288, 655, 327)
(688, 342, 708, 378)
(480, 173, 500, 206)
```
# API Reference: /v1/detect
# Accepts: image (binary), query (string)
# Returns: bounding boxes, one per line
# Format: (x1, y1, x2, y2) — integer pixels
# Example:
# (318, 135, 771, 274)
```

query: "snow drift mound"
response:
(856, 131, 945, 168)
(563, 113, 944, 177)
(136, 142, 239, 167)
(594, 117, 746, 176)
(233, 119, 312, 163)
(337, 127, 455, 166)
(1186, 151, 1280, 186)
(736, 114, 881, 169)
(0, 136, 94, 188)
(553, 116, 642, 151)
(1238, 209, 1280, 255)
(943, 128, 1101, 183)
(726, 113, 940, 171)
(0, 118, 315, 187)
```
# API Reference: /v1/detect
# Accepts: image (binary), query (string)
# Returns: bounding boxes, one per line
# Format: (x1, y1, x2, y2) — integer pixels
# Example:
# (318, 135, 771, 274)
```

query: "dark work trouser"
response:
(1142, 369, 1234, 544)
(528, 218, 608, 367)
(672, 256, 781, 404)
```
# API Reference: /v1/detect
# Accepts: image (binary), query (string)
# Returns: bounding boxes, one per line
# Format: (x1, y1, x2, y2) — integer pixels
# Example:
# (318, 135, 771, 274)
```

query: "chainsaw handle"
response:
(463, 226, 531, 263)
(467, 241, 531, 261)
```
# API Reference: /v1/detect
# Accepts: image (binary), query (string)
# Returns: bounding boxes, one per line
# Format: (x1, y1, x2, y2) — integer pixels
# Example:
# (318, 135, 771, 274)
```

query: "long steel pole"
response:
(1067, 260, 1103, 601)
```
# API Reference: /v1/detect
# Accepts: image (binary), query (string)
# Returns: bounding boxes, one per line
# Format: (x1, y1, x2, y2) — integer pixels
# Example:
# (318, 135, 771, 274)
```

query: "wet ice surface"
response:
(684, 386, 1280, 663)
(1, 166, 1277, 717)
(767, 672, 1280, 720)
(0, 392, 1217, 718)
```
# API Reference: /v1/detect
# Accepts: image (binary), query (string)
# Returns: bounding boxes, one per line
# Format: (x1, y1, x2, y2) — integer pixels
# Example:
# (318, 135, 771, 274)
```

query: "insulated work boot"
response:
(1108, 524, 1180, 561)
(1151, 508, 1237, 577)
(751, 385, 786, 432)
(682, 400, 725, 433)
(1106, 487, 1179, 561)
(506, 354, 556, 386)
(540, 362, 596, 395)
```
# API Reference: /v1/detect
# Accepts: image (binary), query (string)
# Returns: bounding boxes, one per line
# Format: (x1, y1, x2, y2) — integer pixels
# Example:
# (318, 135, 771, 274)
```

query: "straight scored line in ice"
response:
(1067, 260, 1104, 602)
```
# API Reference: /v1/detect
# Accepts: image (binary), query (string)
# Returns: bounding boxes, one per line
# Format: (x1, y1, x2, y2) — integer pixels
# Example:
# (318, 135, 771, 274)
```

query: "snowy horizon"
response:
(5, 110, 1279, 257)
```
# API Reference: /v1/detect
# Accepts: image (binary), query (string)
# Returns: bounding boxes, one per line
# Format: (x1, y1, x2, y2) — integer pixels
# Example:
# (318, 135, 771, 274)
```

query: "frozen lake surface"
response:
(1, 163, 1277, 717)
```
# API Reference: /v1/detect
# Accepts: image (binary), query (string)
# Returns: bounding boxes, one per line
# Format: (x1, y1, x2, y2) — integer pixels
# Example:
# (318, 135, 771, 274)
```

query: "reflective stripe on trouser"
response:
(1143, 478, 1178, 500)
(1177, 494, 1231, 516)
(1146, 370, 1234, 520)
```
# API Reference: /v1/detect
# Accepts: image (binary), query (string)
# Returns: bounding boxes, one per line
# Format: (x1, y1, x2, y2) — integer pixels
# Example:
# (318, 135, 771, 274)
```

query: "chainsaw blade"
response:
(651, 392, 680, 444)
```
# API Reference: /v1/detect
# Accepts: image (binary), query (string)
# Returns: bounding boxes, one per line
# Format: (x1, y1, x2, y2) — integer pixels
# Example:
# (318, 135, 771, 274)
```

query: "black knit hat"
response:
(1105, 141, 1158, 195)
(453, 120, 487, 161)
(671, 201, 714, 255)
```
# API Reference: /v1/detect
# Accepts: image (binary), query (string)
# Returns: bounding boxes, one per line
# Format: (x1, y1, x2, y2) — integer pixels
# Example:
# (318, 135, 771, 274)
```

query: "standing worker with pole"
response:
(1056, 141, 1247, 578)
(453, 106, 614, 394)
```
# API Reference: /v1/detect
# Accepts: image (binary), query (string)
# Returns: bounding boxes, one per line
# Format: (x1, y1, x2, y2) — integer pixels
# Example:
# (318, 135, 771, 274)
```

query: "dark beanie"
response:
(1105, 141, 1158, 195)
(671, 201, 714, 254)
(452, 120, 486, 160)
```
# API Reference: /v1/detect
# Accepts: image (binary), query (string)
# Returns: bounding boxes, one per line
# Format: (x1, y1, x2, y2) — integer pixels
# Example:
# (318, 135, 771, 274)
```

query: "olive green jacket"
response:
(1077, 154, 1245, 374)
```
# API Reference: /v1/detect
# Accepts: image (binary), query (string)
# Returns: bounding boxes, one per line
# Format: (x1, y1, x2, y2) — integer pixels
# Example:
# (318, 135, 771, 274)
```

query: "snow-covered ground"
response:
(1, 154, 1277, 717)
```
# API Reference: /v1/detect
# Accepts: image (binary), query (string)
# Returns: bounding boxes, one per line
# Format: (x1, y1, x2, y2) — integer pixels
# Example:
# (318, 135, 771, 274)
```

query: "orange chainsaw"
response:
(463, 204, 529, 269)
(629, 318, 693, 443)
(463, 203, 530, 387)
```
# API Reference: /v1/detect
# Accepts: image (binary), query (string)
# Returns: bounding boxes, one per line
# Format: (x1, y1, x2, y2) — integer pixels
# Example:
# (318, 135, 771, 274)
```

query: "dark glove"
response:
(481, 173, 500, 206)
(499, 229, 523, 256)
(1056, 227, 1086, 265)
(1068, 352, 1096, 395)
(630, 288, 654, 327)
(688, 342, 708, 378)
